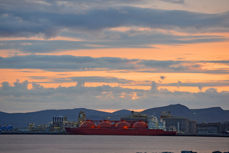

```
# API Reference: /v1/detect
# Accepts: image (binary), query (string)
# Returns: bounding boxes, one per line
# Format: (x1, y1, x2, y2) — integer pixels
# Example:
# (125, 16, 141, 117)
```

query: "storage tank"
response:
(97, 120, 112, 128)
(132, 121, 147, 129)
(115, 121, 131, 129)
(80, 120, 96, 128)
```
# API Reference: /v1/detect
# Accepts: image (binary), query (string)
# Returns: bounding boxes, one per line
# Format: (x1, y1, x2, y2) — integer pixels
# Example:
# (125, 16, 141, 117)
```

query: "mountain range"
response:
(0, 104, 229, 128)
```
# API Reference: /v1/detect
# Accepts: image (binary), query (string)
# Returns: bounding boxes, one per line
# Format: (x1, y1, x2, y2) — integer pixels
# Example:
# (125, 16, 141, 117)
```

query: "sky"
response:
(0, 0, 229, 112)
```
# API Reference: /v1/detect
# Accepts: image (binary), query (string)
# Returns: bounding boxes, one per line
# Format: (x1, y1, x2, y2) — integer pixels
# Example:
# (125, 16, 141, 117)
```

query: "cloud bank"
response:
(0, 55, 228, 74)
(0, 0, 229, 112)
(0, 80, 228, 112)
(1, 0, 229, 52)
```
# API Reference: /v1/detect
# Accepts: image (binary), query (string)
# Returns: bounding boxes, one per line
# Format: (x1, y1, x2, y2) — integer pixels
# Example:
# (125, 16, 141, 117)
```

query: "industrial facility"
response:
(1, 110, 229, 136)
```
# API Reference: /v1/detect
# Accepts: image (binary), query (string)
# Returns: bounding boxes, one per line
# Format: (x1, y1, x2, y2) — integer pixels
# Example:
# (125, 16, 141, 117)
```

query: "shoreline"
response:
(1, 132, 229, 137)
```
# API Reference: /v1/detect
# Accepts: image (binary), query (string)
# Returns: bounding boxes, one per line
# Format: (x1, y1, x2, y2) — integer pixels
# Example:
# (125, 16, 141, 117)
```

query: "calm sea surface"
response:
(0, 135, 228, 153)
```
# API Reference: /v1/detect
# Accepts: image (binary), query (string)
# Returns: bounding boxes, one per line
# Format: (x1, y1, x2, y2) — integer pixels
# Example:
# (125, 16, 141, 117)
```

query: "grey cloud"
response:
(29, 76, 48, 80)
(1, 1, 228, 51)
(204, 60, 229, 64)
(93, 30, 227, 48)
(69, 76, 132, 83)
(160, 76, 166, 80)
(161, 0, 185, 4)
(0, 55, 138, 71)
(161, 80, 229, 88)
(0, 40, 99, 53)
(0, 32, 226, 53)
(140, 60, 181, 68)
(0, 0, 141, 13)
(0, 80, 228, 112)
(0, 3, 229, 38)
(0, 55, 228, 74)
(47, 76, 133, 87)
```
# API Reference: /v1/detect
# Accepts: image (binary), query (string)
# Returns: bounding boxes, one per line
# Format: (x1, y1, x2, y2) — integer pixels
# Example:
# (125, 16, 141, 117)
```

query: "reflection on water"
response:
(0, 135, 228, 153)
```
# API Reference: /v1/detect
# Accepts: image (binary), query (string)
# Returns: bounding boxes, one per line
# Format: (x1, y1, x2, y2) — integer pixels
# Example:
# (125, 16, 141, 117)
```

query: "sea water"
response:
(0, 135, 228, 153)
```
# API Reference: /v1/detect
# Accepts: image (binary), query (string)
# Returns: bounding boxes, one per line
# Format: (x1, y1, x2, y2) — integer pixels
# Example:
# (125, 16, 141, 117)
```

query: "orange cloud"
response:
(36, 41, 229, 61)
(109, 26, 152, 32)
(1, 68, 229, 92)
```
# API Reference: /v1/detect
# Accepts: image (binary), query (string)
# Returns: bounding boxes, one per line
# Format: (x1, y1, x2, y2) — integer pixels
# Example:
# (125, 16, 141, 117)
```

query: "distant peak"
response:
(169, 104, 189, 108)
(206, 107, 223, 111)
(113, 109, 130, 113)
(112, 109, 131, 115)
(191, 106, 224, 112)
(169, 104, 184, 106)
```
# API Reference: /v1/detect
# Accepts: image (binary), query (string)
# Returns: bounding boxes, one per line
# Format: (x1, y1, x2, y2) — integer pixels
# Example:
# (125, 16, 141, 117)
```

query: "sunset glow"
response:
(0, 0, 229, 112)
